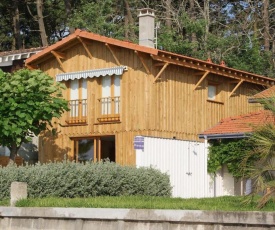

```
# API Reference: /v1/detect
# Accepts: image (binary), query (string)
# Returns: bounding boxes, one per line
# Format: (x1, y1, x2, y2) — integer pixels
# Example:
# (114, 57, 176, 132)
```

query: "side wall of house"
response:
(37, 41, 261, 165)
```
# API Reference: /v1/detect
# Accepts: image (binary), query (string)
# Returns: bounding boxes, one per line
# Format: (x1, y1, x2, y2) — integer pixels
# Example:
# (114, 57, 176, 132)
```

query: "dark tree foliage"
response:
(0, 0, 274, 77)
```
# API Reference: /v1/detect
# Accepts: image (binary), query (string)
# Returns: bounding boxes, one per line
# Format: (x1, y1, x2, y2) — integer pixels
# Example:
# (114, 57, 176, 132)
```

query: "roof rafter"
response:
(153, 62, 169, 83)
(229, 80, 244, 98)
(105, 43, 121, 66)
(25, 64, 38, 70)
(77, 36, 93, 59)
(194, 71, 210, 90)
(135, 51, 150, 75)
(51, 51, 66, 72)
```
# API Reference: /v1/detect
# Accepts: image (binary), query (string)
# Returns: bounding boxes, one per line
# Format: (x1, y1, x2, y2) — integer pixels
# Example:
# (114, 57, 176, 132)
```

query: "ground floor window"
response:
(73, 136, 115, 163)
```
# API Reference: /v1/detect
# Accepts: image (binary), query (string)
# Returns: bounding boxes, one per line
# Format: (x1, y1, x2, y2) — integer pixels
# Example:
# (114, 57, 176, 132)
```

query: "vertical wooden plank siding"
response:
(37, 41, 262, 165)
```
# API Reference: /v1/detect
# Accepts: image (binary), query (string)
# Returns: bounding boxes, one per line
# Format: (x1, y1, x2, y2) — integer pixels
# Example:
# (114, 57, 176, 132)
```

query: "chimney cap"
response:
(138, 8, 155, 17)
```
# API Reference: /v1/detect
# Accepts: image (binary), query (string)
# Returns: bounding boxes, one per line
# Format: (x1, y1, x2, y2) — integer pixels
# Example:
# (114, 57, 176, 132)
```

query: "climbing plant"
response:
(207, 138, 260, 178)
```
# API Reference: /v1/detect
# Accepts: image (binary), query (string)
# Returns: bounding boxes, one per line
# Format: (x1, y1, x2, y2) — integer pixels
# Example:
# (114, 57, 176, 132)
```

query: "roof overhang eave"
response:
(26, 30, 158, 66)
(248, 98, 260, 103)
(198, 132, 250, 140)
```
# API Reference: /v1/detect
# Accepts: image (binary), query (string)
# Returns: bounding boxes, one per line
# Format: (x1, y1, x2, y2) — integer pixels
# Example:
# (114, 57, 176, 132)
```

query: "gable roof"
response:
(25, 29, 275, 87)
(199, 110, 275, 139)
(248, 86, 275, 103)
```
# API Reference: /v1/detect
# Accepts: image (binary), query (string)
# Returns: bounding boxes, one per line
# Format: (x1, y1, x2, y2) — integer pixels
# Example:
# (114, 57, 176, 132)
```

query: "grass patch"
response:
(0, 199, 9, 206)
(15, 196, 275, 211)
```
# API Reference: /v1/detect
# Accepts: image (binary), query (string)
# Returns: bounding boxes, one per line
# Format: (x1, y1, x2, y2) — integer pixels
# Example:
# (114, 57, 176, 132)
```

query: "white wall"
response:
(135, 136, 215, 198)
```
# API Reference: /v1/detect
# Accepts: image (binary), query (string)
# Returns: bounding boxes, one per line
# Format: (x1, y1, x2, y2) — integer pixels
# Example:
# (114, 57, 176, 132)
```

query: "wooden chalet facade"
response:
(25, 11, 275, 165)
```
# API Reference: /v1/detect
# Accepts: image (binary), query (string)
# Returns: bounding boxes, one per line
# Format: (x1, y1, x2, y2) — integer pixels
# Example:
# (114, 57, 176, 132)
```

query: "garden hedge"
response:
(0, 161, 172, 199)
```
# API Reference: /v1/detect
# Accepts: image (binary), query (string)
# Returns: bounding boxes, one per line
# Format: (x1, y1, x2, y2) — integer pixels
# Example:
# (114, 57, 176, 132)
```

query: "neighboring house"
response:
(248, 85, 275, 103)
(199, 110, 275, 140)
(0, 47, 43, 72)
(199, 87, 275, 196)
(24, 9, 275, 166)
(0, 47, 43, 164)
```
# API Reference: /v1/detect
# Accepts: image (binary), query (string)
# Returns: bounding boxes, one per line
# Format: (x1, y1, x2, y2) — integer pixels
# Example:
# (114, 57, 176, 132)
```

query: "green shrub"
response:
(0, 161, 172, 199)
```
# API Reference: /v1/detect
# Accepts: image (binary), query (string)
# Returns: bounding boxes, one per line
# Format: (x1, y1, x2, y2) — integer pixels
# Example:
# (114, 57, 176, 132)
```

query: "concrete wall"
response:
(0, 207, 275, 230)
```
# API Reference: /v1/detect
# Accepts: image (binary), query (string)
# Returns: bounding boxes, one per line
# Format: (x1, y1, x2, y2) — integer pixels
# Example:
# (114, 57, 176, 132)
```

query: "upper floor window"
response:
(207, 81, 224, 104)
(67, 79, 87, 124)
(98, 75, 121, 122)
(208, 84, 217, 100)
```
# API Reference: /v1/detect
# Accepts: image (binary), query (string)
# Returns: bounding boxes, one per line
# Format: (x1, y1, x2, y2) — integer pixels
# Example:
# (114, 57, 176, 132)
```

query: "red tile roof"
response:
(250, 86, 275, 100)
(199, 110, 275, 138)
(26, 29, 158, 64)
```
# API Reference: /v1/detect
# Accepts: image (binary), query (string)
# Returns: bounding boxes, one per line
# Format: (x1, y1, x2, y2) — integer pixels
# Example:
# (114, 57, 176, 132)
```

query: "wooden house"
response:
(25, 9, 275, 165)
(0, 47, 43, 73)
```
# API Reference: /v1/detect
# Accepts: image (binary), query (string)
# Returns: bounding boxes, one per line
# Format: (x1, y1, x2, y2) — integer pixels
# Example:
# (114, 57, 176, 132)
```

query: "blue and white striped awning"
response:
(56, 66, 127, 82)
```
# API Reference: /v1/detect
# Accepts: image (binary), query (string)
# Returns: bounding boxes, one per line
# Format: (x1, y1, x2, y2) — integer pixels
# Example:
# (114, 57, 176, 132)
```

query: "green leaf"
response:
(0, 69, 68, 154)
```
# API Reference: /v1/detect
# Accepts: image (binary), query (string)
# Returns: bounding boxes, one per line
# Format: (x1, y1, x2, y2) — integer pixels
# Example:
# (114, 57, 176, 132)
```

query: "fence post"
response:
(10, 182, 27, 206)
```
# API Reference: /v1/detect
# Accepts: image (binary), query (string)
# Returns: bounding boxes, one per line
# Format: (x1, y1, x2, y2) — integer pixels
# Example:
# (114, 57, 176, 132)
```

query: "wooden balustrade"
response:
(66, 99, 87, 124)
(97, 96, 120, 122)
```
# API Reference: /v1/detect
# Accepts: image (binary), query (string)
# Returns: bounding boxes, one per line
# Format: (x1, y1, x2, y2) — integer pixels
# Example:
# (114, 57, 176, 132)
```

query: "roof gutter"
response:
(248, 98, 260, 103)
(198, 133, 250, 140)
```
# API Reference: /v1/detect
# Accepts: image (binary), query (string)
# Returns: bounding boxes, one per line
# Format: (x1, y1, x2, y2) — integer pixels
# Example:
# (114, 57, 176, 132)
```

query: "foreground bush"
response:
(0, 161, 172, 199)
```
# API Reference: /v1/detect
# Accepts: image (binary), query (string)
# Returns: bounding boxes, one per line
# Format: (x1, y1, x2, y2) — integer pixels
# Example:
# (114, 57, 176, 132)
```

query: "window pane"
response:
(70, 79, 79, 100)
(70, 80, 79, 117)
(208, 85, 216, 100)
(102, 75, 111, 97)
(82, 79, 87, 99)
(78, 139, 94, 162)
(102, 76, 111, 114)
(70, 100, 79, 117)
(114, 75, 120, 97)
(114, 75, 120, 113)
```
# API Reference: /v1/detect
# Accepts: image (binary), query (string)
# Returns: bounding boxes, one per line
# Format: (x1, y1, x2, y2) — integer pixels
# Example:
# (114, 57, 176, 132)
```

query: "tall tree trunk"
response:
(165, 0, 172, 29)
(203, 0, 210, 44)
(64, 0, 75, 34)
(37, 0, 48, 46)
(10, 142, 20, 160)
(12, 0, 22, 50)
(189, 0, 197, 51)
(263, 0, 270, 51)
(124, 0, 135, 40)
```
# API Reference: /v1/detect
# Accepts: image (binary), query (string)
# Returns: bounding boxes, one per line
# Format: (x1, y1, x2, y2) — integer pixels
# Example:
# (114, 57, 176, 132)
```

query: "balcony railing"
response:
(98, 96, 120, 122)
(66, 99, 87, 124)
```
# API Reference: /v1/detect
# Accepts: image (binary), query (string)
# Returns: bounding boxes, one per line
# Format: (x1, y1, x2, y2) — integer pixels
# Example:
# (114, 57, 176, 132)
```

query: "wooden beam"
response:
(25, 64, 38, 70)
(51, 50, 66, 59)
(105, 43, 121, 66)
(51, 51, 66, 72)
(229, 80, 244, 98)
(135, 51, 150, 75)
(150, 54, 273, 87)
(153, 62, 169, 83)
(77, 36, 93, 59)
(193, 71, 210, 90)
(194, 71, 205, 76)
(154, 62, 166, 67)
(229, 80, 241, 84)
